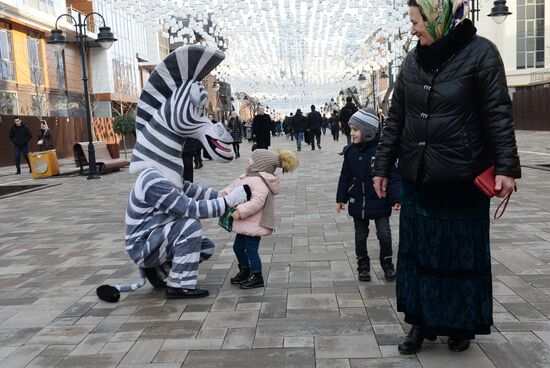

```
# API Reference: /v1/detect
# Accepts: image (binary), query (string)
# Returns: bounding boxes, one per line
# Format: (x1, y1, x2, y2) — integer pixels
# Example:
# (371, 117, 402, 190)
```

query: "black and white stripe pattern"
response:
(130, 45, 233, 189)
(125, 168, 223, 289)
(101, 46, 234, 298)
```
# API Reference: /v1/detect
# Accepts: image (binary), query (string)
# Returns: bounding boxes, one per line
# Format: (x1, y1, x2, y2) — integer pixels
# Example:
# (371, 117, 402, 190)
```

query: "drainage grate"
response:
(0, 184, 60, 199)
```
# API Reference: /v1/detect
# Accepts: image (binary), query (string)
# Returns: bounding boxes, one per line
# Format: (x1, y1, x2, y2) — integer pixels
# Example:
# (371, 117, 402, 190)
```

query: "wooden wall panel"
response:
(64, 44, 84, 93)
(512, 86, 550, 131)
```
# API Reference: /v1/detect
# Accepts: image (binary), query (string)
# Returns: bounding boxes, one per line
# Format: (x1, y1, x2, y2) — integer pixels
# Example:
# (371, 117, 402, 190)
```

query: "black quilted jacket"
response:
(373, 20, 521, 183)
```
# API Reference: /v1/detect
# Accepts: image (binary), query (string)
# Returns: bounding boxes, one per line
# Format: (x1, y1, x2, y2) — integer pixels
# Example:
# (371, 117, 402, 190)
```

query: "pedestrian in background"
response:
(306, 105, 322, 150)
(227, 112, 243, 158)
(321, 114, 329, 136)
(37, 120, 54, 151)
(252, 108, 272, 149)
(291, 109, 307, 151)
(339, 96, 358, 149)
(329, 110, 340, 141)
(181, 137, 203, 182)
(373, 0, 521, 355)
(336, 108, 399, 283)
(9, 116, 32, 174)
(244, 120, 253, 142)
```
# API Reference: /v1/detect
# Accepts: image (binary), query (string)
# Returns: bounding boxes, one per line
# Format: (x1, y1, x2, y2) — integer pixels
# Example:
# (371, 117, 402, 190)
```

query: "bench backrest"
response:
(73, 141, 114, 163)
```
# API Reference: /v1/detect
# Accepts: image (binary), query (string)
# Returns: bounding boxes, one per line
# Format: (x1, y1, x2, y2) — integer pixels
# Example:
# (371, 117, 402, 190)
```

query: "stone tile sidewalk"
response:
(0, 131, 549, 367)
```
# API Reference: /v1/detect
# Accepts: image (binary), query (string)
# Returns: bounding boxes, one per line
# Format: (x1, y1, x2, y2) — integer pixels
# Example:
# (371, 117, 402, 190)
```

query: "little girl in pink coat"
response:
(220, 149, 298, 289)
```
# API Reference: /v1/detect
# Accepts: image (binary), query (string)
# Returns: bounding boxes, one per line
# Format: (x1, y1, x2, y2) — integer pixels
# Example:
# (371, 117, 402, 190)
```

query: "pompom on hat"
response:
(248, 149, 298, 175)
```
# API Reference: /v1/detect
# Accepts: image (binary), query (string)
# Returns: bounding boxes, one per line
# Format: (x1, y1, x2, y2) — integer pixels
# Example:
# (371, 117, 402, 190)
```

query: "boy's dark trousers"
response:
(353, 216, 392, 260)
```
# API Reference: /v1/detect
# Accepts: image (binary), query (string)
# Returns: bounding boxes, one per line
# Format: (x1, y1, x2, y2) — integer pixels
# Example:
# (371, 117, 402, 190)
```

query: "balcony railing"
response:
(66, 6, 95, 33)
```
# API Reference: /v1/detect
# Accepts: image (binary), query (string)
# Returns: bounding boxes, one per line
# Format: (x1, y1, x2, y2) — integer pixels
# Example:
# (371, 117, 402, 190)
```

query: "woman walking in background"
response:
(228, 112, 243, 158)
(37, 120, 54, 151)
(373, 0, 521, 355)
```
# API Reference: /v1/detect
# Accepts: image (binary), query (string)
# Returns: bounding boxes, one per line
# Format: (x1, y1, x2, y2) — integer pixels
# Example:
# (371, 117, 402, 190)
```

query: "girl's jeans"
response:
(233, 234, 262, 272)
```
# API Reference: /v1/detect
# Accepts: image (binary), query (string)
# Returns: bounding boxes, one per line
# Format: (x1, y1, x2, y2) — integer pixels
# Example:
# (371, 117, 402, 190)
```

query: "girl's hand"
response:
(336, 203, 345, 213)
(392, 203, 401, 211)
(232, 210, 241, 220)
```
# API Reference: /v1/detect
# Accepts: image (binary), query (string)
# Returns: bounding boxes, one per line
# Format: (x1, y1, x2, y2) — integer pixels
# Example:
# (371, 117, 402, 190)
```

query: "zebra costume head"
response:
(129, 45, 234, 188)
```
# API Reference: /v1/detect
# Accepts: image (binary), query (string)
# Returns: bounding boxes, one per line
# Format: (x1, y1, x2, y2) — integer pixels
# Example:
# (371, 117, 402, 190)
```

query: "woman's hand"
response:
(392, 203, 401, 211)
(336, 203, 345, 213)
(231, 210, 241, 220)
(373, 176, 388, 199)
(495, 175, 517, 197)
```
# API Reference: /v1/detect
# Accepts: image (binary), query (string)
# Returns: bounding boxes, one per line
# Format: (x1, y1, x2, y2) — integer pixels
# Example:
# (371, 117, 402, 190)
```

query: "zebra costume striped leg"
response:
(96, 45, 238, 303)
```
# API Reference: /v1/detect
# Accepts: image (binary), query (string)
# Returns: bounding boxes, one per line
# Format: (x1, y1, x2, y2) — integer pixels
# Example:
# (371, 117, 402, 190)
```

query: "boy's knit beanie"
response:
(348, 108, 379, 142)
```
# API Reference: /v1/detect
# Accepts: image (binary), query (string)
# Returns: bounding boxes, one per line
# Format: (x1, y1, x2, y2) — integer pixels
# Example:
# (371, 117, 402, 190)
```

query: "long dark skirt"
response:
(397, 180, 493, 339)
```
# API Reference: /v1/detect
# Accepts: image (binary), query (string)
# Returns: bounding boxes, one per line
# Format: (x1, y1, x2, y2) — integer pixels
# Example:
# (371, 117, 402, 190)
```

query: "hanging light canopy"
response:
(106, 0, 411, 112)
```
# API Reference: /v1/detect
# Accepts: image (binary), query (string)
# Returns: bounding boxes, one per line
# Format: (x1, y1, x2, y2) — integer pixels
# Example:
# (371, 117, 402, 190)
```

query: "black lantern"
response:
(488, 0, 512, 24)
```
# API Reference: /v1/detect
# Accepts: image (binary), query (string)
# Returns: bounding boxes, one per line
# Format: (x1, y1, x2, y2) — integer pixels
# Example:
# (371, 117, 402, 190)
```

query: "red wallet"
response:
(474, 166, 497, 197)
(474, 166, 515, 219)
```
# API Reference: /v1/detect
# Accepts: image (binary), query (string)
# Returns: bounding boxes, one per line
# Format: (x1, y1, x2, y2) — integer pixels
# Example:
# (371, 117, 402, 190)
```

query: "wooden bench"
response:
(73, 141, 128, 175)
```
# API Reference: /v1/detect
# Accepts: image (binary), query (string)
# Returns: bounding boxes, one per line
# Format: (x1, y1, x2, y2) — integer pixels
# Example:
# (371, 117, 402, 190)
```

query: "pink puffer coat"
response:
(220, 172, 280, 236)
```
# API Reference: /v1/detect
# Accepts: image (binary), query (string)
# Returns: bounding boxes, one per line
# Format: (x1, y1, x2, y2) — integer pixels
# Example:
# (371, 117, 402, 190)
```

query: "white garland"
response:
(108, 0, 412, 112)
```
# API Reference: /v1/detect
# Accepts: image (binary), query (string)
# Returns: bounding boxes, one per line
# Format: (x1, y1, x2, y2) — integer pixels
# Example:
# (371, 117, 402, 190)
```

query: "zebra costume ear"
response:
(130, 45, 233, 188)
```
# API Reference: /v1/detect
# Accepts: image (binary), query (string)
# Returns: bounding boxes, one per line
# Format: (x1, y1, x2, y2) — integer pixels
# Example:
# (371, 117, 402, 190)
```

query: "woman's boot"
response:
(398, 326, 437, 355)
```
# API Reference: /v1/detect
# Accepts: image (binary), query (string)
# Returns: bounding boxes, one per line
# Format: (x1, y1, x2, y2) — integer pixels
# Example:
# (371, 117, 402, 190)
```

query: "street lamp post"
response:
(471, 0, 512, 26)
(48, 12, 117, 179)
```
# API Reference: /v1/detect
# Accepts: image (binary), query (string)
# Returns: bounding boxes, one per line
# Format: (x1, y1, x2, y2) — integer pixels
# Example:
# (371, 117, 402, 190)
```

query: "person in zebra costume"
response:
(97, 45, 251, 302)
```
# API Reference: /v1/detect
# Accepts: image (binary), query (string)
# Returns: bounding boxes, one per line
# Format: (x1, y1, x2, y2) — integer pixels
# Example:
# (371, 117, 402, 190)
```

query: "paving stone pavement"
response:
(0, 131, 550, 367)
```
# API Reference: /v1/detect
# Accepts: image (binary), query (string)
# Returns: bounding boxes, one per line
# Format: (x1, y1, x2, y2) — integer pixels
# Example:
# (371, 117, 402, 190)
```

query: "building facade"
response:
(74, 0, 169, 118)
(0, 0, 168, 120)
(477, 0, 548, 87)
(0, 0, 86, 118)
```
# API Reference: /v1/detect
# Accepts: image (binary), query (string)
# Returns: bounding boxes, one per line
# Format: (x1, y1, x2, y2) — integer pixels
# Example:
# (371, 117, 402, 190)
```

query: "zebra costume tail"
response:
(97, 241, 215, 303)
(96, 268, 147, 303)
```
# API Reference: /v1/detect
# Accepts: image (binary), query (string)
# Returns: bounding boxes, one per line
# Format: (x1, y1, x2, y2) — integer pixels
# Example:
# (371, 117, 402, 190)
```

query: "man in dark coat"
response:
(9, 117, 32, 174)
(306, 105, 322, 150)
(329, 110, 340, 141)
(339, 97, 358, 147)
(291, 109, 307, 151)
(252, 108, 271, 149)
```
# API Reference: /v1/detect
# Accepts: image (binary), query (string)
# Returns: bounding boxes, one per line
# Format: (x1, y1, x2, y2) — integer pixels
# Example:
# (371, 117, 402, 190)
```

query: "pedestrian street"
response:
(0, 132, 550, 368)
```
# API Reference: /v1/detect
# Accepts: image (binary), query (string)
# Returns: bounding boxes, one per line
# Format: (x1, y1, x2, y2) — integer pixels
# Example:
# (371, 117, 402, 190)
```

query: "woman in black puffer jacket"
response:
(373, 0, 521, 355)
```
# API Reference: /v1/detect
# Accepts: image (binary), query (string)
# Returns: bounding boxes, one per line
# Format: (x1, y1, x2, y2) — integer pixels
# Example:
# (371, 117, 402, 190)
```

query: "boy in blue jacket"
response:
(336, 108, 400, 282)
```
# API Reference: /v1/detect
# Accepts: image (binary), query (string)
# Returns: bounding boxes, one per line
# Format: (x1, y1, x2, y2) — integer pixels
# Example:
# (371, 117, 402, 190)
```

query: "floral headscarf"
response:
(415, 0, 470, 41)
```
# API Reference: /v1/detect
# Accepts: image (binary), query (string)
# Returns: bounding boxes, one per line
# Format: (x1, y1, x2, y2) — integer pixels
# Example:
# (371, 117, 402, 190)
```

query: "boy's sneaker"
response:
(230, 266, 251, 284)
(357, 256, 371, 282)
(240, 272, 264, 289)
(381, 258, 396, 281)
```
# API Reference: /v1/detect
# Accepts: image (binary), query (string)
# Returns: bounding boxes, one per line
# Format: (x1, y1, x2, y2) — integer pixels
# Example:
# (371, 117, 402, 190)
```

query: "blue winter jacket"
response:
(336, 139, 400, 219)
